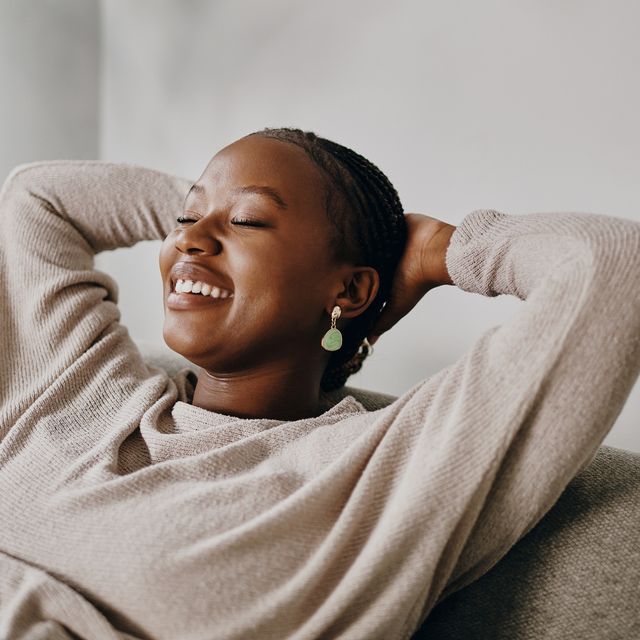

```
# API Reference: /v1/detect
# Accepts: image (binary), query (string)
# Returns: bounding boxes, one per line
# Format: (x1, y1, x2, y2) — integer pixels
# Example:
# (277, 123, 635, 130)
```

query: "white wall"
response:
(0, 0, 99, 180)
(2, 1, 637, 451)
(96, 0, 640, 452)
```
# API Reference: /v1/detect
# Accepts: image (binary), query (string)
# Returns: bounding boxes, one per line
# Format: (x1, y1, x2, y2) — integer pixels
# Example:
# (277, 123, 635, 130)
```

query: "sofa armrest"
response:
(414, 445, 640, 639)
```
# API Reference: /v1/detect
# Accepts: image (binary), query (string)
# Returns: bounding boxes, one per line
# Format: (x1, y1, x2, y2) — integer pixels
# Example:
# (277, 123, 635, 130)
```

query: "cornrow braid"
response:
(249, 127, 407, 392)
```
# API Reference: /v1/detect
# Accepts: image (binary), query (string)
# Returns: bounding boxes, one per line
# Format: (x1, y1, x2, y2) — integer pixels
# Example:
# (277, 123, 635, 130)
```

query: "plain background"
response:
(1, 0, 638, 452)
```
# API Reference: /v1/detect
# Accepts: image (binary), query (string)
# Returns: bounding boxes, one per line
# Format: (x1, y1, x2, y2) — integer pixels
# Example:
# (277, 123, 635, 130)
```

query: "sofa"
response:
(141, 343, 640, 640)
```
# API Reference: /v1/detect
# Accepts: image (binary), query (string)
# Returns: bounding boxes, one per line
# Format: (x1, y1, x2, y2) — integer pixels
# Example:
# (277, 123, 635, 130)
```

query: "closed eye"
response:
(231, 218, 267, 227)
(175, 215, 267, 227)
(176, 216, 268, 227)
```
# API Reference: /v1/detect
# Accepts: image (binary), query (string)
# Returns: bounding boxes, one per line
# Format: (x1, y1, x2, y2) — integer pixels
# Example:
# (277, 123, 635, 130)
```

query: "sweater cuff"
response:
(444, 208, 514, 297)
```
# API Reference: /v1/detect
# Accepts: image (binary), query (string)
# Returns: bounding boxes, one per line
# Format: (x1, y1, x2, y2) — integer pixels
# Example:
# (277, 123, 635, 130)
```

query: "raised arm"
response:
(363, 208, 640, 631)
(0, 160, 193, 436)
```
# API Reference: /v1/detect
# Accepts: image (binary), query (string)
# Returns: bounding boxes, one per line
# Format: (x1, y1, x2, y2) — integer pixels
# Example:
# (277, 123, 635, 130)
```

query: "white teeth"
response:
(173, 278, 233, 298)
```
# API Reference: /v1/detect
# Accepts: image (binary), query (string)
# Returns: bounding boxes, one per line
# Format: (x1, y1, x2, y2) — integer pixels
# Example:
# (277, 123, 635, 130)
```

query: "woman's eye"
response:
(175, 215, 266, 227)
(231, 218, 266, 227)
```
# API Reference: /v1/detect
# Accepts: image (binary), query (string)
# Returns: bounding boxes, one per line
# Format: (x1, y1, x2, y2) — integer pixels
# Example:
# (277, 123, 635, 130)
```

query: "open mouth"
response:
(167, 279, 234, 309)
(173, 278, 234, 299)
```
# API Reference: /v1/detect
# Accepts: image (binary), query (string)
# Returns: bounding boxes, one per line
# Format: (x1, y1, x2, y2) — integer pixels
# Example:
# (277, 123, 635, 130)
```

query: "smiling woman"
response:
(0, 130, 639, 640)
(158, 129, 415, 420)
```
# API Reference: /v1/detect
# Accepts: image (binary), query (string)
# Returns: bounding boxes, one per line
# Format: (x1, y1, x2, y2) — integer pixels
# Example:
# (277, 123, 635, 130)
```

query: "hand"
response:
(367, 213, 456, 344)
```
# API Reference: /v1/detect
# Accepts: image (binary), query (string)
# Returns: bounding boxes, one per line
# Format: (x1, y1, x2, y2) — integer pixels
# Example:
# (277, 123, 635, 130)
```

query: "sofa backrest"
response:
(413, 444, 640, 639)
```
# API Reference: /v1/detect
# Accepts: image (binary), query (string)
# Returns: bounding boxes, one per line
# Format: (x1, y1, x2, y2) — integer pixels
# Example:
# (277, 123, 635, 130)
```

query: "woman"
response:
(158, 129, 452, 420)
(0, 127, 638, 639)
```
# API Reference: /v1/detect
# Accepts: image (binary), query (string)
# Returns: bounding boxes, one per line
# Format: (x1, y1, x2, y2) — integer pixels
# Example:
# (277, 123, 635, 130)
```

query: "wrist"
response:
(421, 223, 456, 287)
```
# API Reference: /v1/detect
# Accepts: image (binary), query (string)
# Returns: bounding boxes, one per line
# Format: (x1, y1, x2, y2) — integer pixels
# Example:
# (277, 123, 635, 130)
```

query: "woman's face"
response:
(159, 134, 348, 372)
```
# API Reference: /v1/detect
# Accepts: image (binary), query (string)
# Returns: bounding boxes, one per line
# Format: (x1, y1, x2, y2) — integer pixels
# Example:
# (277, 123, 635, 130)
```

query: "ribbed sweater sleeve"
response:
(1, 159, 639, 639)
(0, 161, 193, 435)
(406, 208, 640, 617)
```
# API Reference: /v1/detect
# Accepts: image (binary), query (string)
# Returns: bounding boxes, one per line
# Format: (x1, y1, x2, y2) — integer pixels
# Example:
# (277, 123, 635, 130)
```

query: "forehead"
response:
(193, 135, 327, 213)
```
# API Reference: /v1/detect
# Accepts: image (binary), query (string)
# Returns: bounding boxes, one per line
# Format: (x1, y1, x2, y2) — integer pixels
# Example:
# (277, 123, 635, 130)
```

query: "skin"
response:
(367, 214, 456, 342)
(159, 134, 456, 421)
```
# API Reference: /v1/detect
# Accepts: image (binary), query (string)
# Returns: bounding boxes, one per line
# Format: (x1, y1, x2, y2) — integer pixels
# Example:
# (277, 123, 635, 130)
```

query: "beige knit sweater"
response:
(0, 161, 638, 640)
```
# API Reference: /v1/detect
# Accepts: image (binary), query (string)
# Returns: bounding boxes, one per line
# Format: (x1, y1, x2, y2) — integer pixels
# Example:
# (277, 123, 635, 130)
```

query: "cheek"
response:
(232, 246, 328, 328)
(242, 240, 330, 294)
(158, 236, 175, 278)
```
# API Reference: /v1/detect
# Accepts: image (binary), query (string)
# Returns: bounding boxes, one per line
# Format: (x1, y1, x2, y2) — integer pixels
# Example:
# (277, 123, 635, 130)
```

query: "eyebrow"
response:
(185, 182, 288, 210)
(186, 183, 206, 198)
(232, 185, 288, 210)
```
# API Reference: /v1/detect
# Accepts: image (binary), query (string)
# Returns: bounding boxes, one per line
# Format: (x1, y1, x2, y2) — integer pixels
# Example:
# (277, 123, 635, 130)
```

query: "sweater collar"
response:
(171, 390, 367, 432)
(168, 367, 367, 430)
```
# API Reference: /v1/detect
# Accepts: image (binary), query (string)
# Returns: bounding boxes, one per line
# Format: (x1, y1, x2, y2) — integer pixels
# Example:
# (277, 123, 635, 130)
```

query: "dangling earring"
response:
(321, 305, 343, 351)
(360, 337, 374, 357)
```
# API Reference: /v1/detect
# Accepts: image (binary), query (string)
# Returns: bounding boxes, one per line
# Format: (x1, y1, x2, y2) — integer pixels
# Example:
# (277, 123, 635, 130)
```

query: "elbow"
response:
(584, 213, 640, 283)
(0, 162, 51, 203)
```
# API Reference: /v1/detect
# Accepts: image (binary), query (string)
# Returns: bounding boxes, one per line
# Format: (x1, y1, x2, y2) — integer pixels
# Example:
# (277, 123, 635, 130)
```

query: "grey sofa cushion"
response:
(413, 444, 640, 639)
(140, 342, 640, 639)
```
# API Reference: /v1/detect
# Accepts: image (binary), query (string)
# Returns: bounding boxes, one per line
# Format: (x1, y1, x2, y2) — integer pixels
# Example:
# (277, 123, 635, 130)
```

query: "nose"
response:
(174, 221, 222, 256)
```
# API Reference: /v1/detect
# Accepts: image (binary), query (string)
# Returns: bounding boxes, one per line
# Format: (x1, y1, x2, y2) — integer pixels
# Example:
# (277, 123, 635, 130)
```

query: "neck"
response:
(190, 360, 328, 421)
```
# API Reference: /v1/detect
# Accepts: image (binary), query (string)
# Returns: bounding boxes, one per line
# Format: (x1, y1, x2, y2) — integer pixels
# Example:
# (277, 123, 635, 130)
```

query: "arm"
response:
(371, 208, 640, 625)
(0, 160, 193, 435)
(437, 210, 640, 592)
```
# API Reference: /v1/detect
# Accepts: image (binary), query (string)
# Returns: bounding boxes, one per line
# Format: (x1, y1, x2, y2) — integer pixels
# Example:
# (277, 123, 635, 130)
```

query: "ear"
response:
(331, 267, 379, 319)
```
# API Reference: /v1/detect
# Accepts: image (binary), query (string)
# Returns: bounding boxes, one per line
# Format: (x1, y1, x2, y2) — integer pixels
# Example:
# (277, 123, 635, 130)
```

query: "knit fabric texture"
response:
(0, 161, 639, 640)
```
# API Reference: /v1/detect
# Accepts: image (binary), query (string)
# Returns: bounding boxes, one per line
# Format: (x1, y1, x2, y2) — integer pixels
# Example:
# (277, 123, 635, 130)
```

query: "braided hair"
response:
(249, 127, 407, 392)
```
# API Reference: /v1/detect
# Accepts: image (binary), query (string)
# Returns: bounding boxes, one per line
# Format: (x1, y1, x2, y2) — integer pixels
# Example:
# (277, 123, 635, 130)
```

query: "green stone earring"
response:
(321, 305, 343, 351)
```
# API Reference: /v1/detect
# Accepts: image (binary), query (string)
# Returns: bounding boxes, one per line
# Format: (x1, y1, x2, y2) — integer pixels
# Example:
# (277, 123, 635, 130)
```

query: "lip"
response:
(169, 260, 234, 295)
(166, 290, 233, 310)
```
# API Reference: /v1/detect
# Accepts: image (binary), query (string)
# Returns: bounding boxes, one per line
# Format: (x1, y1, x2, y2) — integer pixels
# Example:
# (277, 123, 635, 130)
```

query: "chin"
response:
(162, 325, 208, 368)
